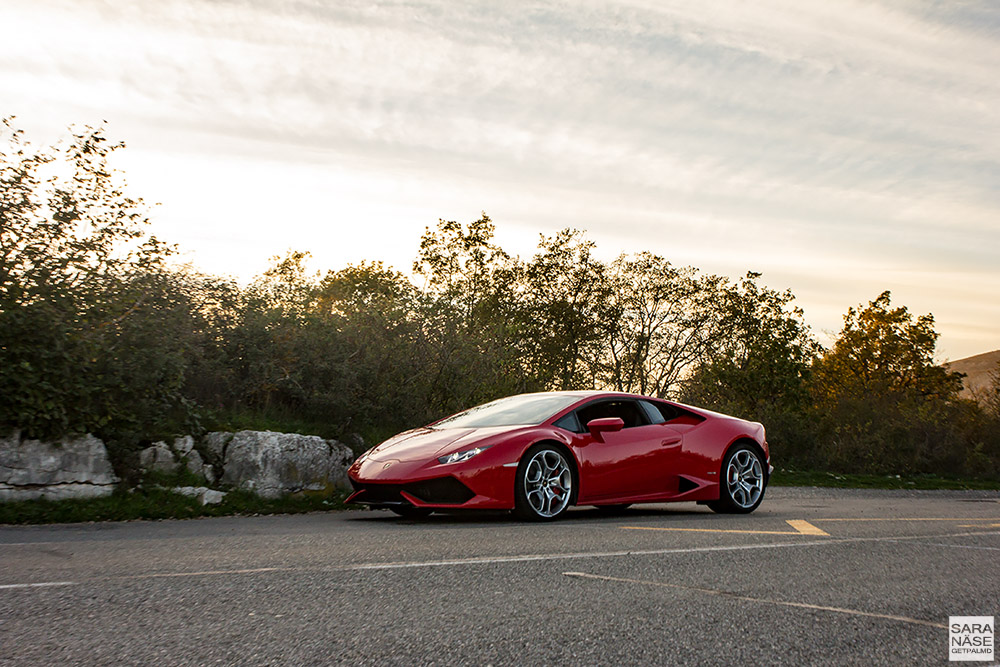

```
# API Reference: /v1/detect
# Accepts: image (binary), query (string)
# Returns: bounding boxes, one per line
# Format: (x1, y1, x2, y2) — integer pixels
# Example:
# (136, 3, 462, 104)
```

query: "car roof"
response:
(514, 390, 657, 401)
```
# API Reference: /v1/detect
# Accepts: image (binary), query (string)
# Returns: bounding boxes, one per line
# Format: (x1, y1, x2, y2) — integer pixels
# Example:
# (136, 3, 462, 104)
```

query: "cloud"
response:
(1, 0, 998, 357)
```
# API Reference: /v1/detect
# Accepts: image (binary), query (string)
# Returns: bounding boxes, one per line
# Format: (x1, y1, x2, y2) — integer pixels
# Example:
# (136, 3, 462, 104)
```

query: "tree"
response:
(682, 272, 819, 417)
(221, 251, 322, 414)
(411, 215, 539, 405)
(413, 214, 514, 331)
(518, 229, 610, 390)
(677, 273, 821, 463)
(601, 253, 723, 397)
(808, 291, 965, 473)
(811, 291, 962, 403)
(985, 362, 1000, 420)
(313, 261, 429, 430)
(0, 119, 168, 311)
(0, 119, 186, 441)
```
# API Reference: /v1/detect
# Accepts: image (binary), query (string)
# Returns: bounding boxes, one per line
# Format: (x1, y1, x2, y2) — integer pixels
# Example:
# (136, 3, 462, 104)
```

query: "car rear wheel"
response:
(708, 444, 766, 514)
(513, 445, 574, 521)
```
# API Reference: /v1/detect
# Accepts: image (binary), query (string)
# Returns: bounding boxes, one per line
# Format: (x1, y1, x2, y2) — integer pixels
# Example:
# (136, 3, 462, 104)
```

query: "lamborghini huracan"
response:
(346, 391, 770, 521)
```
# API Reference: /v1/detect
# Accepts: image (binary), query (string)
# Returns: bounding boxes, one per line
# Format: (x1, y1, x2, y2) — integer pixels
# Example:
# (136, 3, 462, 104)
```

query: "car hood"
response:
(366, 426, 521, 463)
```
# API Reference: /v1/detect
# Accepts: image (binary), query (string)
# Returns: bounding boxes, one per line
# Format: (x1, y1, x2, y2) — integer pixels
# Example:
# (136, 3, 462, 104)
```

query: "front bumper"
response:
(347, 476, 476, 508)
(346, 451, 517, 510)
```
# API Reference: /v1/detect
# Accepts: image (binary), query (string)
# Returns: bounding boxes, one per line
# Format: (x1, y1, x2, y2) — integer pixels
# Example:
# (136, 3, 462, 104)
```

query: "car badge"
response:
(383, 462, 393, 469)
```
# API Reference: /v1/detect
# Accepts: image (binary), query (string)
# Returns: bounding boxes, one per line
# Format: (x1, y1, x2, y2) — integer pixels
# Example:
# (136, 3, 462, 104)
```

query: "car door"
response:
(568, 398, 684, 502)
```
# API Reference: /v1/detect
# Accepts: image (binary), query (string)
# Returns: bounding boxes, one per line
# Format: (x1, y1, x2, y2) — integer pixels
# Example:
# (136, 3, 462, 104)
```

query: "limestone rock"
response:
(344, 433, 365, 451)
(0, 431, 119, 501)
(222, 430, 353, 499)
(184, 449, 205, 477)
(173, 435, 195, 456)
(172, 486, 226, 505)
(203, 432, 233, 464)
(139, 443, 176, 473)
(201, 488, 226, 505)
(180, 448, 216, 484)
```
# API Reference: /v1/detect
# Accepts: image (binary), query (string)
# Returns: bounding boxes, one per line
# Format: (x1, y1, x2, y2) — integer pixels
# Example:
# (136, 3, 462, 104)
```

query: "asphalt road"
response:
(1, 487, 998, 666)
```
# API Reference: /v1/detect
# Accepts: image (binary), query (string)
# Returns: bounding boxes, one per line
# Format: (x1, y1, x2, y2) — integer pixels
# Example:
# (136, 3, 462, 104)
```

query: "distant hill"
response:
(945, 349, 1000, 400)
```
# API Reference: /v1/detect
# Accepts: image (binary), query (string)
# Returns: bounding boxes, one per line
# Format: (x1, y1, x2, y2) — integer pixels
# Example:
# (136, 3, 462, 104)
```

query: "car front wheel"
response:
(708, 444, 767, 514)
(513, 445, 574, 521)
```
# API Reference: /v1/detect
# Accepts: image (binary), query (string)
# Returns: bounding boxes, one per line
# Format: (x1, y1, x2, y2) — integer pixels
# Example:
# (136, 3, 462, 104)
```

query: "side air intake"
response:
(677, 476, 699, 494)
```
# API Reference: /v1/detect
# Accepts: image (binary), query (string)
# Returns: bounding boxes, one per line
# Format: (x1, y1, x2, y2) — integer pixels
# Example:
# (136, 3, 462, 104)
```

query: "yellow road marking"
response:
(624, 526, 803, 536)
(785, 519, 830, 536)
(622, 519, 829, 537)
(812, 517, 1000, 522)
(957, 523, 1000, 528)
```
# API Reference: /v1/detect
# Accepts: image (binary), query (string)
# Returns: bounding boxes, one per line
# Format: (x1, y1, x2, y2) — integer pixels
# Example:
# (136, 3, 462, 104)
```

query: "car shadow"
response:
(345, 503, 713, 525)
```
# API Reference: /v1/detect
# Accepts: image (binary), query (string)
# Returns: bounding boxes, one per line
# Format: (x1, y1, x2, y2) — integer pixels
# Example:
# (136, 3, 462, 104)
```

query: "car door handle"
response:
(661, 437, 682, 447)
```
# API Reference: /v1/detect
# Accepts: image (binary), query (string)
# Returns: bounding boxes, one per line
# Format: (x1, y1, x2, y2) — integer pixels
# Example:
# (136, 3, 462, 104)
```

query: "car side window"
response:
(639, 400, 666, 424)
(575, 399, 650, 430)
(642, 399, 688, 422)
(553, 412, 581, 433)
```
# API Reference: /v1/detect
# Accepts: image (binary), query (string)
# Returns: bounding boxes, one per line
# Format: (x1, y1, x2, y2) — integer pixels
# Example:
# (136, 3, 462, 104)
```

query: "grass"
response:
(771, 468, 1000, 490)
(0, 487, 348, 525)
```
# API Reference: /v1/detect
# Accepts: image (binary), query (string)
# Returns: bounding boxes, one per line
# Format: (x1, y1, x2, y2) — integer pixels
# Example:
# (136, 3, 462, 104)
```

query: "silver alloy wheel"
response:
(726, 449, 764, 509)
(523, 449, 572, 518)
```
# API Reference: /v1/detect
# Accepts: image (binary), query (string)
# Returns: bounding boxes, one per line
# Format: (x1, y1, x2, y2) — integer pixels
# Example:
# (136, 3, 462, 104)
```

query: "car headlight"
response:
(438, 446, 491, 465)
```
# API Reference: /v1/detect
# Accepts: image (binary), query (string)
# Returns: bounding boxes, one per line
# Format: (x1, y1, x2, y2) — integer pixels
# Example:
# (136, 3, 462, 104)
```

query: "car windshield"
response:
(433, 394, 581, 429)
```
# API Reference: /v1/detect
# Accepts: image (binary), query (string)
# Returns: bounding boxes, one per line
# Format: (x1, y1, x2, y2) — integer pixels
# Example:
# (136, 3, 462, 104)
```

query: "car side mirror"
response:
(587, 417, 625, 442)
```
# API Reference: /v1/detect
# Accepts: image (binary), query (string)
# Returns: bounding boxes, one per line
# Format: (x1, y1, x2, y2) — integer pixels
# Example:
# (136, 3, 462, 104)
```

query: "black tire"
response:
(390, 505, 433, 518)
(708, 443, 767, 514)
(513, 444, 575, 521)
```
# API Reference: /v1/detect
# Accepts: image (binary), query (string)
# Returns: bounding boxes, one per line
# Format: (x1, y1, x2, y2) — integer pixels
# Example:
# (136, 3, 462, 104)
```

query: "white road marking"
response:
(2, 530, 998, 588)
(113, 567, 291, 580)
(342, 539, 836, 571)
(896, 540, 1000, 552)
(0, 569, 293, 590)
(562, 571, 947, 629)
(341, 529, 1000, 571)
(0, 581, 76, 590)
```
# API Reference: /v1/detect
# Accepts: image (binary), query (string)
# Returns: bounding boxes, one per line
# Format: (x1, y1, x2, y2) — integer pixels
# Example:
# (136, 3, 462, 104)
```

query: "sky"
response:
(3, 0, 999, 360)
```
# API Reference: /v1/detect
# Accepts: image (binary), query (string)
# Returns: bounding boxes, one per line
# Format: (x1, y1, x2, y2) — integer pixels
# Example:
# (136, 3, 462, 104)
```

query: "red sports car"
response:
(346, 391, 770, 520)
